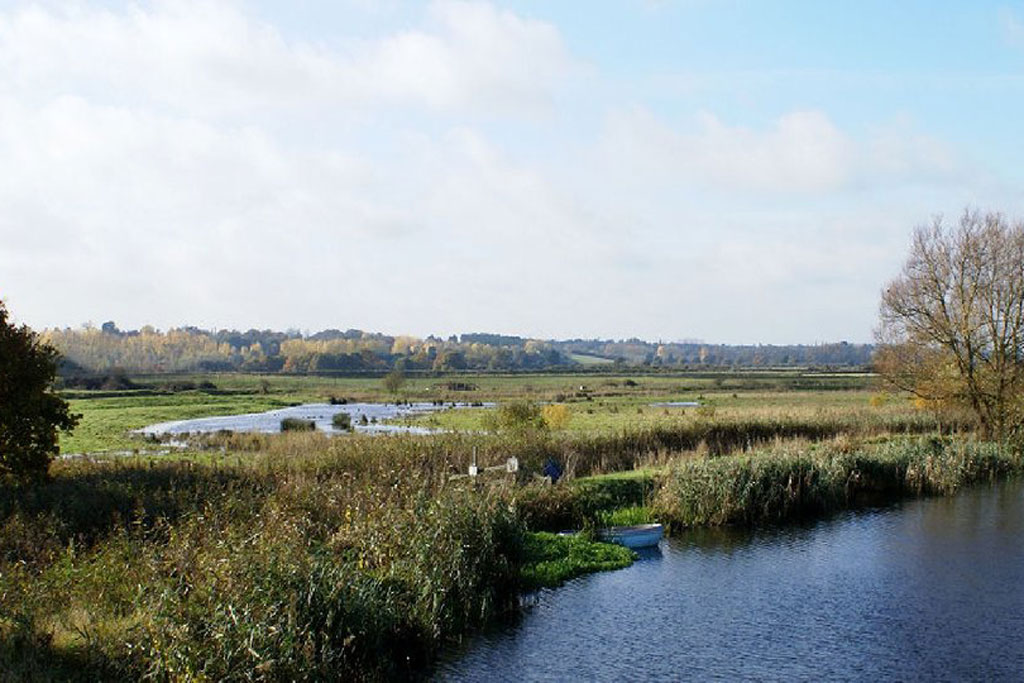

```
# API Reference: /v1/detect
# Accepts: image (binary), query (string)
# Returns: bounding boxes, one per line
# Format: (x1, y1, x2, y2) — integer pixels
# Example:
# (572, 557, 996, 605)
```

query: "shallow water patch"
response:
(136, 402, 491, 437)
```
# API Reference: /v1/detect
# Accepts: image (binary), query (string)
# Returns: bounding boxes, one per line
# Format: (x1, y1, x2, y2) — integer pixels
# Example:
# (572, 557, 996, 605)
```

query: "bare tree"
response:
(876, 209, 1024, 439)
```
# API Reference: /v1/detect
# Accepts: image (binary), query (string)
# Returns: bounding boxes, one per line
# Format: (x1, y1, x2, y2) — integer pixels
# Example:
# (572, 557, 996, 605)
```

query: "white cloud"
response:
(863, 123, 956, 180)
(0, 89, 609, 335)
(0, 85, 966, 341)
(362, 1, 575, 112)
(600, 108, 851, 193)
(0, 0, 590, 333)
(0, 0, 576, 116)
(0, 1, 995, 344)
(0, 93, 410, 322)
(599, 107, 958, 194)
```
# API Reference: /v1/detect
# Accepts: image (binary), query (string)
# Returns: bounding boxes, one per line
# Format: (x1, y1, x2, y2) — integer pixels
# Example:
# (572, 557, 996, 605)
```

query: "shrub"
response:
(280, 418, 315, 432)
(541, 404, 571, 430)
(382, 368, 406, 395)
(331, 412, 352, 431)
(483, 401, 546, 435)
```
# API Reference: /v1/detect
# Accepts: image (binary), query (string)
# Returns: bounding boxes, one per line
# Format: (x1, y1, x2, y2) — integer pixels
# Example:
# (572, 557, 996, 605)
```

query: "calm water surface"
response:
(137, 402, 488, 437)
(438, 480, 1024, 681)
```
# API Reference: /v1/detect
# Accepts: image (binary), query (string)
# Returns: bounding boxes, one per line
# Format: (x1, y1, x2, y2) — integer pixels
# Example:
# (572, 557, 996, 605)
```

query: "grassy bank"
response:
(1, 426, 656, 680)
(654, 436, 1022, 527)
(518, 436, 1021, 532)
(191, 408, 968, 482)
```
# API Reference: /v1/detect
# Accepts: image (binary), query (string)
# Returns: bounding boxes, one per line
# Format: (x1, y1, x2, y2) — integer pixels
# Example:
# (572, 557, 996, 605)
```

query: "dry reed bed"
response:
(1, 449, 522, 680)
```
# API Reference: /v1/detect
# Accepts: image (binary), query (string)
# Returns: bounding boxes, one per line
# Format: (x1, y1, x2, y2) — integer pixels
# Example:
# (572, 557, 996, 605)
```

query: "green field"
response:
(568, 353, 614, 366)
(60, 370, 887, 454)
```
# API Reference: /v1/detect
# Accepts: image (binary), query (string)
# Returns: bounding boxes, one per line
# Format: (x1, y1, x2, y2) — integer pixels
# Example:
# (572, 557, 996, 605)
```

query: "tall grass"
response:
(514, 435, 1022, 532)
(197, 409, 966, 482)
(548, 412, 972, 478)
(655, 436, 1022, 527)
(280, 417, 316, 431)
(0, 446, 523, 680)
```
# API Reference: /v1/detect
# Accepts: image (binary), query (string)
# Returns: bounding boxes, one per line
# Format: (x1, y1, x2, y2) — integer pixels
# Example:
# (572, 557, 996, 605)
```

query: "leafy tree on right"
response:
(876, 209, 1024, 440)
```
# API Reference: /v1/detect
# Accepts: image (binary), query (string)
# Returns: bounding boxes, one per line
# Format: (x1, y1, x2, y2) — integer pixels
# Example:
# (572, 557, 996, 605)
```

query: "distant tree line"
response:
(44, 323, 872, 376)
(561, 339, 872, 367)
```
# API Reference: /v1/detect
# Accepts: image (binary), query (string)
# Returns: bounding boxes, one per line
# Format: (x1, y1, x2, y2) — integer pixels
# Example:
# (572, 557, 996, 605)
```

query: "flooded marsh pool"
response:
(137, 401, 490, 437)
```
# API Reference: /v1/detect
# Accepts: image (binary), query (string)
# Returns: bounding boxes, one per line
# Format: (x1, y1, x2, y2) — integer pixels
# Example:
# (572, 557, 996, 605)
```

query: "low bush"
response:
(331, 412, 352, 431)
(280, 417, 315, 432)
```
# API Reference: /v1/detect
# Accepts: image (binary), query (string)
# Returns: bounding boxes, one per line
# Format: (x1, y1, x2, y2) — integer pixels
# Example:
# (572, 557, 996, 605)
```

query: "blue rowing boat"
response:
(598, 523, 664, 549)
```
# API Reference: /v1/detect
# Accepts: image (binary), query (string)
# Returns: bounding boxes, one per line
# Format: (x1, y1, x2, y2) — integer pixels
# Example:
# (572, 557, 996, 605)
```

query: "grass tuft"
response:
(519, 532, 635, 589)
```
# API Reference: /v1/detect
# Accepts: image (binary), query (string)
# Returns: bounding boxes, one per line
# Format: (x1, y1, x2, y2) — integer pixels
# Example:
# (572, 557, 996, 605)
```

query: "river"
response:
(438, 479, 1024, 681)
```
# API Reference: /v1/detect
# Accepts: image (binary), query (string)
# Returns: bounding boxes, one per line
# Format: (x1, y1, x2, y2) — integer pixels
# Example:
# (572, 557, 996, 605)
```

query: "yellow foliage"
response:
(541, 403, 571, 430)
(913, 396, 945, 411)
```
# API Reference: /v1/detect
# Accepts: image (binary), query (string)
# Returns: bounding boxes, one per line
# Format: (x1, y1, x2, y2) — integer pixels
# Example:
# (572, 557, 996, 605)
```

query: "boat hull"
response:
(599, 523, 664, 549)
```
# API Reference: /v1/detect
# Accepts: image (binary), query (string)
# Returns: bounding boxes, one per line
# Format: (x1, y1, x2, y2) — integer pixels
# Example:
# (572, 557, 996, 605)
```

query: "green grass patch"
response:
(519, 532, 635, 589)
(595, 505, 656, 526)
(59, 393, 293, 453)
(569, 353, 614, 366)
(579, 468, 665, 483)
(55, 370, 922, 457)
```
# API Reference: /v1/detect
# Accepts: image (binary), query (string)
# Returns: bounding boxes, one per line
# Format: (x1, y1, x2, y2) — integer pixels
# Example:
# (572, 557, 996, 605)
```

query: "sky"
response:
(2, 1, 1023, 344)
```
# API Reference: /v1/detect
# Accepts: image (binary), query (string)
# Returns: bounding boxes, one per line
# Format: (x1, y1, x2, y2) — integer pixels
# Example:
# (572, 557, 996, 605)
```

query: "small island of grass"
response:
(520, 532, 636, 589)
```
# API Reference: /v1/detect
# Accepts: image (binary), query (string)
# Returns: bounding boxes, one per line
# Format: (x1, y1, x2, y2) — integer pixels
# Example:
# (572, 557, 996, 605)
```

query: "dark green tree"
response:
(0, 301, 79, 480)
(382, 364, 406, 395)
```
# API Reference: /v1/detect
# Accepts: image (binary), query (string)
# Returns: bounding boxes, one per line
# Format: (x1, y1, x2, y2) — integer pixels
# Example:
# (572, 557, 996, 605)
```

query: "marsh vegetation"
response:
(2, 369, 1021, 679)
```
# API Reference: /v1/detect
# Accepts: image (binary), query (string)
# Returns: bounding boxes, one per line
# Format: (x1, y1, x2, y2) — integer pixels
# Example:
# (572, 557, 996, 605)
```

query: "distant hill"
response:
(45, 323, 873, 375)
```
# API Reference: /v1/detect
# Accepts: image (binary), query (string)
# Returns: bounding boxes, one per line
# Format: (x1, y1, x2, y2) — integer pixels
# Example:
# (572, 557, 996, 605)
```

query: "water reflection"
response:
(137, 401, 490, 437)
(438, 480, 1024, 681)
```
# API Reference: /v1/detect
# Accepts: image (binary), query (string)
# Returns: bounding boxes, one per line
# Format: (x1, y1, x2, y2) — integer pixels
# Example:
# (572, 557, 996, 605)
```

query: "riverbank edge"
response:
(520, 435, 1023, 533)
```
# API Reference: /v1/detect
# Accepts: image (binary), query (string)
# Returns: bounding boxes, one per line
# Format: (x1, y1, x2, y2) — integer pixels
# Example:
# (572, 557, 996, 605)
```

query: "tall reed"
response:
(655, 436, 1022, 527)
(1, 446, 523, 680)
